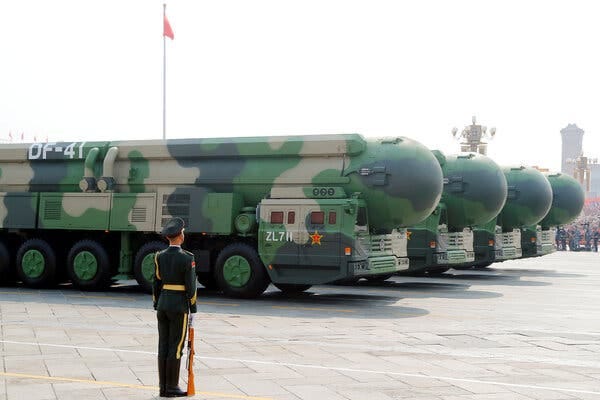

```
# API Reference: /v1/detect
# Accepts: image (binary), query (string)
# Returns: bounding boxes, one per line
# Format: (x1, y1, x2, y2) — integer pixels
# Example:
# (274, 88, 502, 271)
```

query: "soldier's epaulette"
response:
(183, 249, 194, 257)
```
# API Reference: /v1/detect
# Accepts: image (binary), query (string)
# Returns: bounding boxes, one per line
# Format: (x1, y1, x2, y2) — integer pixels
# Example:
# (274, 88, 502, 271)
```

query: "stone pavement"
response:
(1, 251, 600, 399)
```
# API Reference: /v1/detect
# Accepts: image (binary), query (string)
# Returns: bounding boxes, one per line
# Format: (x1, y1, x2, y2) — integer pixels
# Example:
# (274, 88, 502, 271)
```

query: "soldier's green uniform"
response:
(153, 217, 197, 398)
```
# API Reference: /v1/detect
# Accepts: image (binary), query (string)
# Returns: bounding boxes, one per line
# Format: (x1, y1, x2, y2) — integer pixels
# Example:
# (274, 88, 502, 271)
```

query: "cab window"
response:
(270, 211, 284, 224)
(328, 211, 337, 225)
(311, 211, 324, 225)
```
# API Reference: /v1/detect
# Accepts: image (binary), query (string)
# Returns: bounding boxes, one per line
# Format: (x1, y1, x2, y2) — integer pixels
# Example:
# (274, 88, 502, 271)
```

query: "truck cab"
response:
(258, 188, 408, 285)
(406, 204, 475, 273)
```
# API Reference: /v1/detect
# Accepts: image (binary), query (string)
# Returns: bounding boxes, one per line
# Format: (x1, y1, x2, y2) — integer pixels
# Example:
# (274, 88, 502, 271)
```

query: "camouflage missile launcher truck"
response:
(471, 166, 552, 267)
(405, 152, 507, 274)
(521, 172, 585, 257)
(0, 134, 443, 298)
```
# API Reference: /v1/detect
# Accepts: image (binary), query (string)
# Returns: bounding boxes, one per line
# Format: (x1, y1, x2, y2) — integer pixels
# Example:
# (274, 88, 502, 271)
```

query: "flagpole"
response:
(162, 3, 167, 140)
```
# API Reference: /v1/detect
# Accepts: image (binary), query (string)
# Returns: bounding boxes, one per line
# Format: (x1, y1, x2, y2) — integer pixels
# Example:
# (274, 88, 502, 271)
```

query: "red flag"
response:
(8, 131, 12, 141)
(164, 15, 174, 40)
(20, 132, 24, 140)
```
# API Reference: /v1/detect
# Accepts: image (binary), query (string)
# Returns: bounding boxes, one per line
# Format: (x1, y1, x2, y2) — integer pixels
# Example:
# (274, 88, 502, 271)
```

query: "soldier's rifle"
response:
(186, 316, 196, 396)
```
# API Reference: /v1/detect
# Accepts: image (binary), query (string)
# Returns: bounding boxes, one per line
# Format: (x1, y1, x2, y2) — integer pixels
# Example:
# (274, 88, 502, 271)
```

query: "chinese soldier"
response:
(153, 217, 197, 397)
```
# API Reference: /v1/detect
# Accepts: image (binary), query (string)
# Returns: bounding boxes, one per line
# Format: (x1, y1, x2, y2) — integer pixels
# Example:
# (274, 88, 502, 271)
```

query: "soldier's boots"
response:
(158, 358, 167, 397)
(164, 359, 187, 397)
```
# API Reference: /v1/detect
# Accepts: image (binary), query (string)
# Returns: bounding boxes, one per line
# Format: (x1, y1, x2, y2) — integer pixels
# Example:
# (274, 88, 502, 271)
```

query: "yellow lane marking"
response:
(0, 371, 151, 390)
(68, 295, 137, 301)
(271, 305, 354, 313)
(0, 291, 40, 295)
(0, 372, 274, 400)
(0, 293, 238, 305)
(0, 292, 138, 301)
(199, 301, 240, 307)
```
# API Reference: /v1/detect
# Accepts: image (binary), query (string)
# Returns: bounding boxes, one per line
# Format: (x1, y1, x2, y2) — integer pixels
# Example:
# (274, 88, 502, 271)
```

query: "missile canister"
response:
(540, 172, 585, 228)
(439, 152, 507, 229)
(3, 135, 443, 232)
(0, 134, 444, 296)
(497, 166, 553, 228)
(406, 151, 506, 273)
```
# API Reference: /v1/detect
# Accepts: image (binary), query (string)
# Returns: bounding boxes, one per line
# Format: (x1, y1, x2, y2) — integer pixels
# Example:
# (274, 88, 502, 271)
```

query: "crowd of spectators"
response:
(558, 198, 600, 251)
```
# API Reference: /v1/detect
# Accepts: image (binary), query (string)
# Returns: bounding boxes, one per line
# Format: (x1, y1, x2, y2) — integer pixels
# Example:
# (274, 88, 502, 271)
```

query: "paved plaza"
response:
(1, 251, 600, 400)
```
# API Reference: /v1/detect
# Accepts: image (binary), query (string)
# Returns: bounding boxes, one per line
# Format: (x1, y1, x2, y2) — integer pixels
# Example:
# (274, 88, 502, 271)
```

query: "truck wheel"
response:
(16, 239, 56, 288)
(273, 283, 312, 294)
(215, 243, 270, 298)
(67, 240, 111, 290)
(134, 241, 168, 293)
(426, 267, 450, 275)
(197, 273, 219, 290)
(0, 241, 13, 284)
(365, 274, 393, 283)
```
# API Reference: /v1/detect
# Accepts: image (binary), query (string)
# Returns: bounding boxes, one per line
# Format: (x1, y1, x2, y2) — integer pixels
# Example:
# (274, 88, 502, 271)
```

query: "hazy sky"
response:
(1, 0, 599, 171)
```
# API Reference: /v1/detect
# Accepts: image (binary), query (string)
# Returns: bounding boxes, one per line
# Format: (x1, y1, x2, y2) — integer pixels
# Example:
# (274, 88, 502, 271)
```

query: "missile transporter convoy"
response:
(405, 152, 507, 274)
(0, 134, 443, 298)
(520, 172, 585, 257)
(470, 166, 553, 267)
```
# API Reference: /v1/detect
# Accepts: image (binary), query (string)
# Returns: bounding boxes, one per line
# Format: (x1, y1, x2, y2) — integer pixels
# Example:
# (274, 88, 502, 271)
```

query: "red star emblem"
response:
(310, 230, 323, 245)
(406, 231, 412, 240)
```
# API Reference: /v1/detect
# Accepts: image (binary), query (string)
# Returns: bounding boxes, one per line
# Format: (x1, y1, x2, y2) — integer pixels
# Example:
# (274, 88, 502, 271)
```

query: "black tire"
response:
(452, 265, 473, 270)
(0, 241, 13, 285)
(365, 274, 393, 283)
(273, 283, 312, 293)
(214, 243, 270, 298)
(426, 267, 450, 275)
(473, 262, 493, 269)
(16, 239, 57, 288)
(67, 240, 112, 290)
(331, 277, 360, 285)
(197, 272, 219, 290)
(134, 241, 168, 293)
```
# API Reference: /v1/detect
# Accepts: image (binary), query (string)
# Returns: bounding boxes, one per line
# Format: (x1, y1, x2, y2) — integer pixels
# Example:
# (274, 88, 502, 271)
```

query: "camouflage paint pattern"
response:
(494, 166, 552, 259)
(257, 194, 409, 284)
(0, 135, 443, 232)
(539, 173, 585, 228)
(473, 168, 582, 265)
(439, 153, 507, 229)
(497, 166, 553, 229)
(406, 152, 506, 271)
(0, 134, 443, 290)
(520, 173, 583, 259)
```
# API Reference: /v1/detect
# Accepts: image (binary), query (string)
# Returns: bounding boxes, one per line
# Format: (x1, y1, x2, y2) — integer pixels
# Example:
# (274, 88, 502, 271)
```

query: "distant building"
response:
(591, 164, 600, 198)
(560, 124, 584, 177)
(560, 123, 599, 198)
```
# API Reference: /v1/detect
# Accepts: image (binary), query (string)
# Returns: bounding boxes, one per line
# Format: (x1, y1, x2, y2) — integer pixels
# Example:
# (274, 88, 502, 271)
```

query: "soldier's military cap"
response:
(161, 217, 185, 237)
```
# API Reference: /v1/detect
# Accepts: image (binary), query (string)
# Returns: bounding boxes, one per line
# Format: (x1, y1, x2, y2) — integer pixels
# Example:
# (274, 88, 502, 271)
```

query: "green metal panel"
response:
(38, 193, 110, 230)
(201, 193, 243, 235)
(109, 193, 157, 231)
(0, 192, 39, 229)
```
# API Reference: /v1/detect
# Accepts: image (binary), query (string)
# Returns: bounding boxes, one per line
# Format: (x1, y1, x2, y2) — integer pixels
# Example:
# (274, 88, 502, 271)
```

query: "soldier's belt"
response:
(163, 284, 186, 291)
